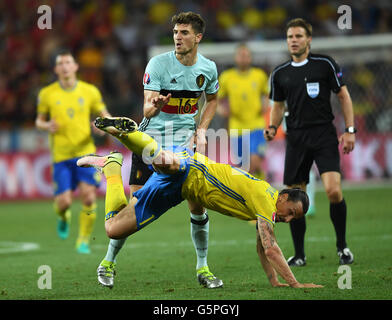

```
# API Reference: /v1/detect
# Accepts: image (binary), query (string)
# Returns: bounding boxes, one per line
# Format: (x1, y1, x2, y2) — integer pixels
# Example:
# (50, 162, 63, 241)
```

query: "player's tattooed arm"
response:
(257, 218, 298, 287)
(256, 228, 287, 287)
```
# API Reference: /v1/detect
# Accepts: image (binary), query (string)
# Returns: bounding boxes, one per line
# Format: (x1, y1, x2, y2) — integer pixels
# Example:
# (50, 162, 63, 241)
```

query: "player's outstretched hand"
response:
(151, 93, 172, 110)
(291, 282, 324, 288)
(272, 282, 290, 288)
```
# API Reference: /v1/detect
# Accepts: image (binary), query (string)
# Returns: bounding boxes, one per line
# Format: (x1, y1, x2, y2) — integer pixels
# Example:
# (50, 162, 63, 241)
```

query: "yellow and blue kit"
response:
(218, 67, 269, 135)
(132, 146, 278, 229)
(37, 80, 105, 194)
(218, 67, 269, 159)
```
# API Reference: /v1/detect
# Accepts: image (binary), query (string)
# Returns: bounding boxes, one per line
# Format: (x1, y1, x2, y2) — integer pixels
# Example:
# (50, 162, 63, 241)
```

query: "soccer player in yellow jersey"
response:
(35, 51, 111, 254)
(218, 44, 269, 179)
(77, 117, 323, 288)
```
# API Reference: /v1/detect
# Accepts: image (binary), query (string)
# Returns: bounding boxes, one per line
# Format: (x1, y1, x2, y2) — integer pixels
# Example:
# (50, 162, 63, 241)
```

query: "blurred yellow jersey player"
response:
(218, 44, 269, 178)
(35, 51, 111, 254)
(218, 66, 269, 134)
(37, 80, 105, 162)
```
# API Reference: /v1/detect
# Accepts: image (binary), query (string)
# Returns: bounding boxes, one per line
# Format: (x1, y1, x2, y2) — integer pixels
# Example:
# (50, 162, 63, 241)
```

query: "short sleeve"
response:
(37, 89, 49, 114)
(326, 56, 345, 93)
(143, 57, 162, 92)
(205, 62, 219, 95)
(269, 70, 286, 102)
(90, 85, 106, 114)
(259, 69, 269, 96)
(217, 71, 227, 98)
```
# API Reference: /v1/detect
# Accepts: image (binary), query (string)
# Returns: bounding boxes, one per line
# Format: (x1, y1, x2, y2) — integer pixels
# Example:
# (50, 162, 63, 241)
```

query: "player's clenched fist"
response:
(264, 125, 277, 141)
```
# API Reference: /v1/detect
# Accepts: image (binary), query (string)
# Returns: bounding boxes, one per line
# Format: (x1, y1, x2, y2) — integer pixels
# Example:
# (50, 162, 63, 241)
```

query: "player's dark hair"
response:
(171, 11, 206, 34)
(55, 49, 75, 59)
(279, 188, 310, 215)
(286, 18, 312, 37)
(51, 49, 76, 68)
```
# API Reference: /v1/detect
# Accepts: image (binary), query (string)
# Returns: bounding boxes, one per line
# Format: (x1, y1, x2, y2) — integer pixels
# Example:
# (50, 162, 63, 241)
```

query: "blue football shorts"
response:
(230, 129, 267, 165)
(132, 147, 191, 230)
(52, 157, 101, 196)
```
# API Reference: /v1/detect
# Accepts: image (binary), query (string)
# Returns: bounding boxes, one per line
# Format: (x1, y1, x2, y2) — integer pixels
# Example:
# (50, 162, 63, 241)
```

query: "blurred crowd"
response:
(1, 0, 391, 129)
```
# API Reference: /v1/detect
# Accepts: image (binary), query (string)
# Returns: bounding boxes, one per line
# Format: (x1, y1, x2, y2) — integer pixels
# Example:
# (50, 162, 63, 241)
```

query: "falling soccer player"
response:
(78, 117, 323, 288)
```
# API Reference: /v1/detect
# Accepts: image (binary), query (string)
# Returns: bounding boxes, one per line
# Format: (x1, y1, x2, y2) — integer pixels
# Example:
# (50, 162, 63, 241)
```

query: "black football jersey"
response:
(269, 53, 345, 130)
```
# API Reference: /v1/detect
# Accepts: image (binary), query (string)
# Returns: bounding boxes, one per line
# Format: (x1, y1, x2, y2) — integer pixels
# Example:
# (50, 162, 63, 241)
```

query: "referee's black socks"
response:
(330, 199, 347, 251)
(289, 216, 306, 259)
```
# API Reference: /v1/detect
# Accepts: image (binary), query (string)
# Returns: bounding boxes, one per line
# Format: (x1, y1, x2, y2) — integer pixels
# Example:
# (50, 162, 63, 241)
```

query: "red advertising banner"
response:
(0, 148, 132, 201)
(0, 134, 391, 201)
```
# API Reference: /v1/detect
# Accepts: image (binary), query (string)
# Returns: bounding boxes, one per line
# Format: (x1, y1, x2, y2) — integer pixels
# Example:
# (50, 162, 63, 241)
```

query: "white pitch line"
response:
(0, 241, 40, 254)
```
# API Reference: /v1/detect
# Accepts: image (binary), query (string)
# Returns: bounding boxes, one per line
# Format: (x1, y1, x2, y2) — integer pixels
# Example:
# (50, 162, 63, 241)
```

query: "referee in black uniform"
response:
(264, 18, 356, 266)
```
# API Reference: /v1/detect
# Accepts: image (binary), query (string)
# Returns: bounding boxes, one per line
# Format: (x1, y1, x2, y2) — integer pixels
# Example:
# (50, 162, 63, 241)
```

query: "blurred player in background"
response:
(218, 44, 269, 179)
(35, 51, 111, 254)
(77, 116, 323, 289)
(97, 12, 222, 289)
(265, 18, 355, 266)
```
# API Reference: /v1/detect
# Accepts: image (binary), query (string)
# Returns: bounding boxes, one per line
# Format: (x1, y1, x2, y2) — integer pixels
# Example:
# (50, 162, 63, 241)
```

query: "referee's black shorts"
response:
(283, 123, 341, 186)
(129, 152, 154, 186)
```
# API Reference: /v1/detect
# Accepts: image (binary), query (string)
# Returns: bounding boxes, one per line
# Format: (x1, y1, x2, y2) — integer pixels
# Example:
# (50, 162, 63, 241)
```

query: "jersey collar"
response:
(291, 59, 308, 67)
(291, 52, 311, 67)
(58, 80, 78, 92)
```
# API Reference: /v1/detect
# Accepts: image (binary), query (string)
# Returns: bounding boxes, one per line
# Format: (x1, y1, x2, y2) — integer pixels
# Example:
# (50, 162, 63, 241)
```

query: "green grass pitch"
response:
(1, 186, 391, 300)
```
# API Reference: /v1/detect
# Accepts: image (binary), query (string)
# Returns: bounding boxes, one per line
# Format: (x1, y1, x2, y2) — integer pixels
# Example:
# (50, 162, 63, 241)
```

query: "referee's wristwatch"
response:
(345, 126, 357, 134)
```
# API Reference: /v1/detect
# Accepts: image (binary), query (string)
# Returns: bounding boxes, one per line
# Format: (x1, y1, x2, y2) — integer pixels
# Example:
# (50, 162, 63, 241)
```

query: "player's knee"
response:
(56, 196, 72, 212)
(82, 193, 96, 207)
(325, 186, 342, 202)
(105, 222, 120, 239)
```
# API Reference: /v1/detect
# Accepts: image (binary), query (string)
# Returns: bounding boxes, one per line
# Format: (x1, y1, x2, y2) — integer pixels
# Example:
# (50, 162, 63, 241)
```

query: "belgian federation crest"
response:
(306, 82, 319, 98)
(196, 74, 205, 88)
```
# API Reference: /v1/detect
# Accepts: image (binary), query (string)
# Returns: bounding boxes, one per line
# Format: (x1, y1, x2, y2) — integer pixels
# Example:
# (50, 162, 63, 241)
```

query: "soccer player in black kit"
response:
(264, 18, 356, 266)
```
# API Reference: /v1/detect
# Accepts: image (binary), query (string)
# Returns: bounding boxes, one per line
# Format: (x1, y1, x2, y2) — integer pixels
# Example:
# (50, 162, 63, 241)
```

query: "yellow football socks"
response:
(117, 131, 161, 159)
(54, 202, 71, 222)
(104, 169, 128, 220)
(77, 203, 97, 244)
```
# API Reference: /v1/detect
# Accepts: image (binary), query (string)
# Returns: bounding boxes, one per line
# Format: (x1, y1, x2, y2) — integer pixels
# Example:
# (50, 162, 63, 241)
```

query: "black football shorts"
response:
(129, 152, 154, 186)
(283, 123, 341, 185)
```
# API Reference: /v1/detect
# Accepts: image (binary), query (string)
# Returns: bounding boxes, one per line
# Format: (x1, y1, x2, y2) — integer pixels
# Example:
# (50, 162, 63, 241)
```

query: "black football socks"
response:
(330, 199, 347, 251)
(289, 216, 306, 259)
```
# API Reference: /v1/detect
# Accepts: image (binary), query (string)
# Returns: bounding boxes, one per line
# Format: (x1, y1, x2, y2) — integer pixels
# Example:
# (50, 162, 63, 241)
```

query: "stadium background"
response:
(1, 0, 392, 200)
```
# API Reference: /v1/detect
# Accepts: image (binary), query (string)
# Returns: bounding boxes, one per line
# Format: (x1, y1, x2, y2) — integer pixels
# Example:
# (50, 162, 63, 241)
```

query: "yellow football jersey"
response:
(218, 67, 269, 135)
(181, 152, 278, 225)
(37, 80, 106, 163)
